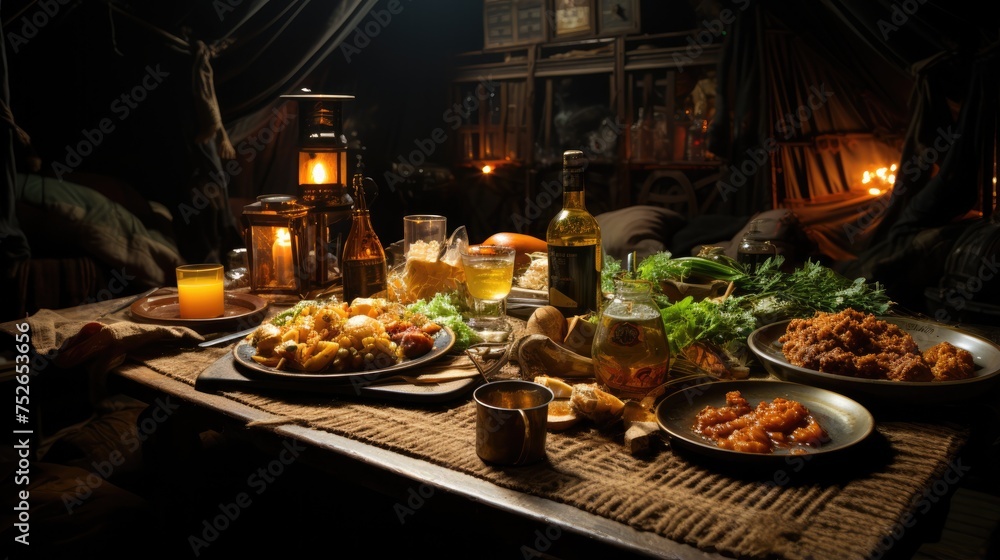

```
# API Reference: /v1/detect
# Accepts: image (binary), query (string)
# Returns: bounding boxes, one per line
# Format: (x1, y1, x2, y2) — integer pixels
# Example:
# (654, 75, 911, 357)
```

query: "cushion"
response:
(670, 214, 750, 256)
(691, 208, 808, 264)
(596, 205, 688, 263)
(14, 173, 184, 288)
(716, 209, 804, 260)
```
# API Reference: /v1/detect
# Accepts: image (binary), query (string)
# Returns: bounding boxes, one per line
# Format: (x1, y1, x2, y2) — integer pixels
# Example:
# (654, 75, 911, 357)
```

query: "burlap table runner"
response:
(123, 339, 969, 560)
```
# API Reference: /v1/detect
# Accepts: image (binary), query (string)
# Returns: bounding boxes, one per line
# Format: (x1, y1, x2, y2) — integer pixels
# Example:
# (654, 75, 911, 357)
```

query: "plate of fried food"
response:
(233, 297, 455, 382)
(748, 309, 1000, 403)
(655, 380, 874, 462)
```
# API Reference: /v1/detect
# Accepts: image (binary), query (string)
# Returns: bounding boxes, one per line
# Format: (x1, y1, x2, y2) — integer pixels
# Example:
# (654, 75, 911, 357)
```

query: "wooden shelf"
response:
(451, 30, 724, 212)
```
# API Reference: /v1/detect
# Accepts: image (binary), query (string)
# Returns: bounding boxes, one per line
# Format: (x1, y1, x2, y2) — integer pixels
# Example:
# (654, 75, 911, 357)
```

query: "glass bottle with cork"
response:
(341, 166, 387, 303)
(546, 150, 602, 318)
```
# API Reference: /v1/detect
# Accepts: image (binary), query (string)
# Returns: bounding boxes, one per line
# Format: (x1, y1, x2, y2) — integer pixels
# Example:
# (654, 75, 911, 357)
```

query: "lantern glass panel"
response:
(242, 196, 309, 296)
(299, 151, 347, 186)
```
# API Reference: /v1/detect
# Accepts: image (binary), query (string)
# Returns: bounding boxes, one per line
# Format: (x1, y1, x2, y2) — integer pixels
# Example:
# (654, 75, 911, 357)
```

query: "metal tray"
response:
(655, 380, 874, 463)
(748, 316, 1000, 404)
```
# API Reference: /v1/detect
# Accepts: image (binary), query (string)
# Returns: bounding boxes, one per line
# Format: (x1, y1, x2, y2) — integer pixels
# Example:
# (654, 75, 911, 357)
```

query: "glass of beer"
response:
(461, 245, 515, 342)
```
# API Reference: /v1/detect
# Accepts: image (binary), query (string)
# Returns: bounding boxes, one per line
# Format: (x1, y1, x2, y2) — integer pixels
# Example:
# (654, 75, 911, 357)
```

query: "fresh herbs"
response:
(601, 255, 623, 294)
(406, 291, 482, 351)
(636, 253, 746, 285)
(659, 296, 757, 355)
(730, 256, 892, 321)
(631, 252, 892, 355)
(270, 299, 321, 327)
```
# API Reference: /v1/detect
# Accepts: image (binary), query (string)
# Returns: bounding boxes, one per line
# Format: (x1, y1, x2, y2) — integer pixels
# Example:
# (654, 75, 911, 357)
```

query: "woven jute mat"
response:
(120, 334, 971, 560)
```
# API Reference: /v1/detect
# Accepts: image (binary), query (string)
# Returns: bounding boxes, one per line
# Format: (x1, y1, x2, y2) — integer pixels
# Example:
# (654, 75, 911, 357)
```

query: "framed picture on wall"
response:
(484, 0, 516, 49)
(598, 0, 640, 35)
(515, 0, 546, 44)
(553, 0, 595, 39)
(485, 0, 547, 50)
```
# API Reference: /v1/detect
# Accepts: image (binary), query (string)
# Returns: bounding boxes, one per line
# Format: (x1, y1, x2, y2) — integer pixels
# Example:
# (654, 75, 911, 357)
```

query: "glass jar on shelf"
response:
(630, 107, 654, 163)
(685, 114, 709, 161)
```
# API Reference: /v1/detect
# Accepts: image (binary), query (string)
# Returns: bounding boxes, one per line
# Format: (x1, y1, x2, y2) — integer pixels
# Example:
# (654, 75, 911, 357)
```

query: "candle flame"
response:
(276, 227, 291, 245)
(482, 164, 493, 174)
(311, 162, 328, 184)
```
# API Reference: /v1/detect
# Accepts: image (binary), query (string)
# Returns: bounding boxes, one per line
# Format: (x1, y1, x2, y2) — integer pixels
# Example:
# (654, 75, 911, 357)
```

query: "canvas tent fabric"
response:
(708, 0, 997, 265)
(1, 21, 31, 262)
(2, 0, 378, 266)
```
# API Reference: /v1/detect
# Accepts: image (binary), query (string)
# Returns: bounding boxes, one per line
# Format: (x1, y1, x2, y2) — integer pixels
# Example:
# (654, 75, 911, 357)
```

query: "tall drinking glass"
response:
(461, 245, 515, 342)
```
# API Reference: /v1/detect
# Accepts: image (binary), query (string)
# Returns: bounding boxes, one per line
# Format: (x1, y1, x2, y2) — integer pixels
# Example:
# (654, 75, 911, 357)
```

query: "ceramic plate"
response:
(655, 380, 874, 462)
(130, 292, 268, 328)
(748, 317, 1000, 403)
(232, 326, 455, 383)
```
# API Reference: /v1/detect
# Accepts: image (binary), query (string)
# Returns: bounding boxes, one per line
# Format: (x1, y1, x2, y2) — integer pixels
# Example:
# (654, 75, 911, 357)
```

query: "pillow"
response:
(14, 173, 184, 288)
(596, 205, 688, 263)
(670, 214, 750, 256)
(693, 209, 806, 261)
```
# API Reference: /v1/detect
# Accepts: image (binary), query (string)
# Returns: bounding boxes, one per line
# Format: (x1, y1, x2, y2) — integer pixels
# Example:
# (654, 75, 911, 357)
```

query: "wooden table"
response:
(16, 294, 1000, 559)
(108, 361, 724, 560)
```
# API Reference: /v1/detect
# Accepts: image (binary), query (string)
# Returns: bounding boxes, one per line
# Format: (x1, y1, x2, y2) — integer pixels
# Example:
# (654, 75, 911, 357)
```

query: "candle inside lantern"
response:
(176, 264, 225, 319)
(310, 161, 328, 184)
(272, 228, 294, 285)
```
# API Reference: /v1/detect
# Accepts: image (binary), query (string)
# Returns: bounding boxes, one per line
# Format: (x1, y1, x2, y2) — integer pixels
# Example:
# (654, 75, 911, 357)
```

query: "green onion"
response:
(636, 252, 746, 284)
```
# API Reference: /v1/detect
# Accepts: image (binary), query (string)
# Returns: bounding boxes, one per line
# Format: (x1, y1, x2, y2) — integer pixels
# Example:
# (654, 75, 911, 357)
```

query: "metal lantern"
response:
(241, 195, 309, 297)
(280, 93, 356, 292)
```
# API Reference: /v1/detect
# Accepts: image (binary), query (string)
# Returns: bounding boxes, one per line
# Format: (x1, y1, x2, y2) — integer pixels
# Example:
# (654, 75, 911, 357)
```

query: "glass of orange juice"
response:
(176, 264, 225, 319)
(461, 245, 515, 342)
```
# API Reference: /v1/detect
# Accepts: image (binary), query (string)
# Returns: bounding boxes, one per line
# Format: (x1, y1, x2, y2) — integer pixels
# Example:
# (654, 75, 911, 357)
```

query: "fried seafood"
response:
(779, 309, 975, 382)
(248, 297, 441, 373)
(693, 391, 827, 454)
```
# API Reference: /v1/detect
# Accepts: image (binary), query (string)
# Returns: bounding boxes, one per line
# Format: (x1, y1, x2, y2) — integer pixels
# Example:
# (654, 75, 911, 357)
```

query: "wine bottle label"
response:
(343, 259, 386, 303)
(548, 245, 597, 316)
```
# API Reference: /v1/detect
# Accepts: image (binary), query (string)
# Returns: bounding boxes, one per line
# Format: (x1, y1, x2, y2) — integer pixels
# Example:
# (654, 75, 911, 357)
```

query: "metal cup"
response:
(473, 380, 553, 466)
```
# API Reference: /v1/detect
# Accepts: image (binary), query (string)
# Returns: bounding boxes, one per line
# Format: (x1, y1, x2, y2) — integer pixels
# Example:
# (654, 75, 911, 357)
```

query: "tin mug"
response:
(474, 380, 553, 466)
